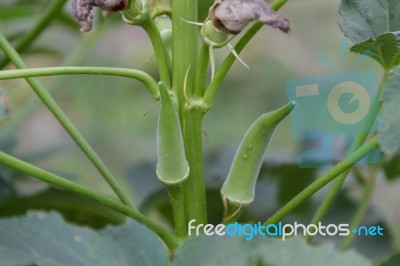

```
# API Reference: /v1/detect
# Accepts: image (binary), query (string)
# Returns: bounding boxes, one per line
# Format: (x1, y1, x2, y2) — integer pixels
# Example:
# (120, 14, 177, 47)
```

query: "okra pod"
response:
(156, 83, 189, 186)
(221, 101, 296, 223)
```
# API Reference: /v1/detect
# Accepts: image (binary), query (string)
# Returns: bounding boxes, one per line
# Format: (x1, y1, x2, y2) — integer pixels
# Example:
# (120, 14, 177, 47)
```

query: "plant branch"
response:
(172, 0, 207, 225)
(172, 0, 198, 112)
(306, 71, 389, 242)
(203, 0, 288, 108)
(194, 43, 210, 98)
(0, 152, 179, 251)
(1, 27, 106, 138)
(182, 109, 207, 224)
(264, 136, 379, 225)
(142, 17, 172, 88)
(0, 0, 68, 69)
(168, 186, 188, 239)
(0, 34, 132, 207)
(340, 164, 379, 251)
(0, 67, 159, 99)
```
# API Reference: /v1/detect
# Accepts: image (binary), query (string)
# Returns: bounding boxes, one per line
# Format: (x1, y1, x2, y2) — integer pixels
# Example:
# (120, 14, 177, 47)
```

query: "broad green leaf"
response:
(378, 66, 400, 153)
(173, 236, 370, 266)
(339, 0, 400, 44)
(0, 212, 170, 266)
(253, 237, 370, 266)
(383, 154, 400, 180)
(381, 253, 400, 266)
(351, 32, 400, 69)
(373, 179, 400, 251)
(172, 236, 250, 266)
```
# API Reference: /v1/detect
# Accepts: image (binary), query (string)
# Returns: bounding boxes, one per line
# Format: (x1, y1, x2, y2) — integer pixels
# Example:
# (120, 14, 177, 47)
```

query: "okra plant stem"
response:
(340, 164, 379, 251)
(194, 43, 210, 98)
(0, 152, 179, 251)
(203, 0, 288, 109)
(1, 27, 106, 138)
(172, 0, 208, 225)
(0, 0, 68, 69)
(0, 34, 133, 207)
(172, 0, 197, 111)
(182, 109, 207, 224)
(264, 136, 379, 225)
(168, 185, 188, 239)
(306, 71, 389, 242)
(0, 67, 159, 99)
(142, 17, 172, 88)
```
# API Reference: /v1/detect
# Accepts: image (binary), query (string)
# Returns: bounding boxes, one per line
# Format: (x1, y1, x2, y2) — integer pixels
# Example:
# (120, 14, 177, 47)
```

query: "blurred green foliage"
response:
(0, 0, 400, 264)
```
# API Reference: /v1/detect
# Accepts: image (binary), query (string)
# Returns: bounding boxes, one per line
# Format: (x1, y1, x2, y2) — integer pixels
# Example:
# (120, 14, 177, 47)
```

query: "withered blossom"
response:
(71, 0, 129, 32)
(209, 0, 290, 34)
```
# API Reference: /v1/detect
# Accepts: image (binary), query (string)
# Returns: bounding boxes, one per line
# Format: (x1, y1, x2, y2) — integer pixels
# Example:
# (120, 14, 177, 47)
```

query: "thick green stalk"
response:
(0, 34, 132, 207)
(203, 0, 288, 108)
(172, 0, 207, 225)
(264, 136, 379, 225)
(172, 0, 197, 110)
(306, 72, 388, 242)
(182, 108, 207, 224)
(142, 17, 172, 87)
(0, 67, 159, 99)
(0, 152, 179, 251)
(194, 43, 210, 98)
(168, 185, 188, 239)
(340, 165, 378, 251)
(0, 0, 68, 69)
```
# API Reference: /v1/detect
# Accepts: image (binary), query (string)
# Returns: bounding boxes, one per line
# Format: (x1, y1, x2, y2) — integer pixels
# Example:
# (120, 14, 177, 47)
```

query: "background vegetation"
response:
(0, 0, 399, 265)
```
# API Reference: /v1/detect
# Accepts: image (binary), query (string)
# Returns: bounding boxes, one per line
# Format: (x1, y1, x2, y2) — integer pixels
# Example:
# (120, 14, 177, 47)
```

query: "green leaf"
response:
(351, 32, 400, 69)
(378, 66, 400, 153)
(381, 253, 400, 266)
(173, 236, 370, 266)
(382, 154, 400, 180)
(373, 179, 400, 251)
(339, 0, 400, 44)
(173, 236, 250, 266)
(0, 211, 170, 266)
(253, 237, 370, 266)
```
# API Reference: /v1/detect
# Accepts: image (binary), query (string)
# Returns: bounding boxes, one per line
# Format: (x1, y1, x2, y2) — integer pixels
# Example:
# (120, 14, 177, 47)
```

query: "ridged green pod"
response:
(221, 101, 296, 223)
(156, 83, 189, 186)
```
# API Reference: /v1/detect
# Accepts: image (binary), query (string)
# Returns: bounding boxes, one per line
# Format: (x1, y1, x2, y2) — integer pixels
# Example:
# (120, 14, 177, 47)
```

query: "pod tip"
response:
(288, 100, 297, 110)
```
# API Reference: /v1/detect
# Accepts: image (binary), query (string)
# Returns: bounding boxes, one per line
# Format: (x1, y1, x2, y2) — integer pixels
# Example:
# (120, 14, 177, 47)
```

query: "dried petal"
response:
(209, 0, 290, 34)
(71, 0, 128, 32)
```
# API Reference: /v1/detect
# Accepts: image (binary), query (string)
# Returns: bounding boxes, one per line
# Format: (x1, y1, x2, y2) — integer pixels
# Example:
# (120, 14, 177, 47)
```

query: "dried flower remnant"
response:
(209, 0, 290, 34)
(71, 0, 129, 32)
